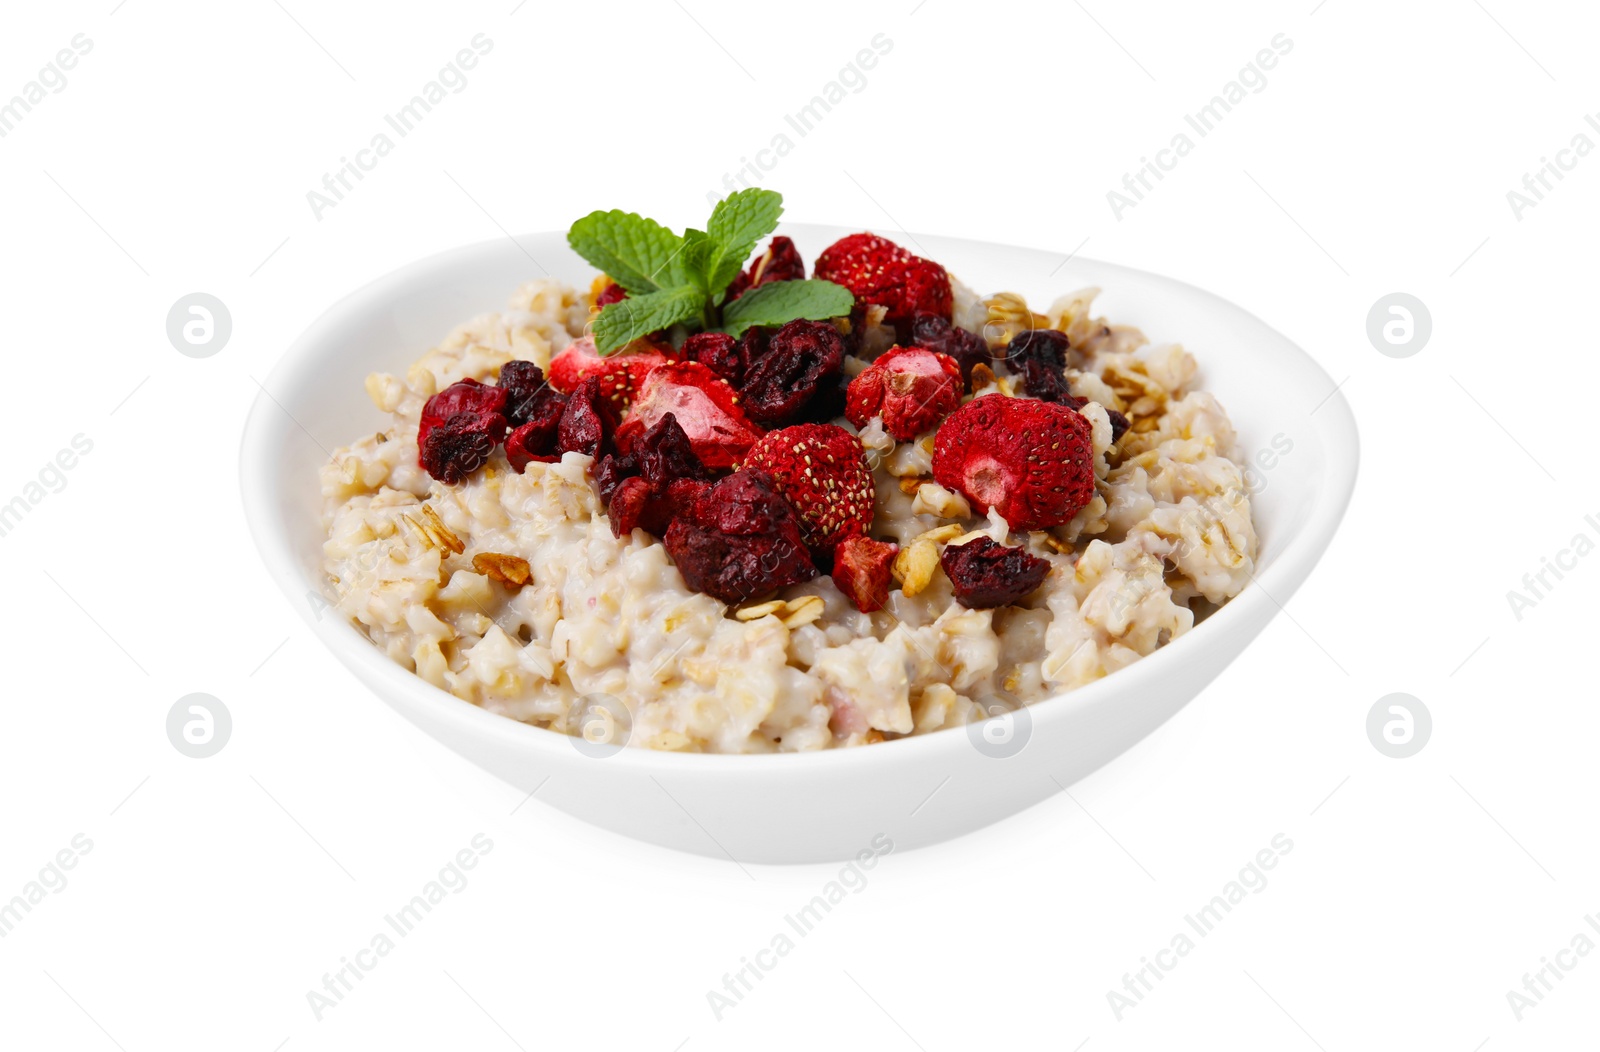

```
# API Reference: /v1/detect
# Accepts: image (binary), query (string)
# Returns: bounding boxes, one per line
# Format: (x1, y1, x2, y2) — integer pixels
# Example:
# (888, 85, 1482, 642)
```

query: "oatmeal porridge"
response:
(319, 191, 1256, 753)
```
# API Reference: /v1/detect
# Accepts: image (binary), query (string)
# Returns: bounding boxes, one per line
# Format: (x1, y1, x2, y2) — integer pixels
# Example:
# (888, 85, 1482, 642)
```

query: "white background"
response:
(2, 0, 1595, 1048)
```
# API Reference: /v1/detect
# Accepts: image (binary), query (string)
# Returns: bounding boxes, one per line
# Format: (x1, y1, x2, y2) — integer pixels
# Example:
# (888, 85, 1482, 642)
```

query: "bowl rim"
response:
(240, 224, 1360, 773)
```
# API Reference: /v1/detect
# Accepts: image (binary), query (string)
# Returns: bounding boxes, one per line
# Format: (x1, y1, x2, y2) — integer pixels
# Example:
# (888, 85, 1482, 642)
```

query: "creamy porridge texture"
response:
(320, 192, 1256, 753)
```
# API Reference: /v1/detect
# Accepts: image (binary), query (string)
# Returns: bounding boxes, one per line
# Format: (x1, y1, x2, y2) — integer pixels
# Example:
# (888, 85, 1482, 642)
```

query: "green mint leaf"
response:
(592, 286, 704, 354)
(717, 279, 854, 337)
(567, 209, 688, 294)
(703, 188, 783, 295)
(680, 228, 718, 294)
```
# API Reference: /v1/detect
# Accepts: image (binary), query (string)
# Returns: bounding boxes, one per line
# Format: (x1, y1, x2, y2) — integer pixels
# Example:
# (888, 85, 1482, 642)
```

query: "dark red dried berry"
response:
(1002, 329, 1076, 402)
(596, 414, 715, 536)
(1106, 408, 1130, 443)
(910, 312, 992, 385)
(556, 376, 618, 460)
(595, 281, 628, 307)
(420, 411, 504, 484)
(418, 378, 507, 451)
(738, 319, 845, 427)
(726, 236, 806, 301)
(498, 360, 567, 429)
(505, 394, 567, 472)
(663, 470, 818, 602)
(682, 331, 748, 386)
(940, 537, 1051, 609)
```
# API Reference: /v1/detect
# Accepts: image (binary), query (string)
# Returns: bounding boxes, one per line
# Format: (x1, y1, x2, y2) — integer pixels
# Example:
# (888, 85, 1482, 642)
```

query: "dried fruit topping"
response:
(418, 378, 507, 449)
(497, 360, 566, 429)
(931, 394, 1096, 530)
(548, 334, 673, 409)
(663, 470, 818, 602)
(594, 281, 628, 308)
(813, 233, 953, 329)
(844, 345, 963, 441)
(738, 319, 846, 427)
(419, 411, 505, 484)
(556, 376, 619, 460)
(681, 330, 748, 387)
(831, 534, 899, 613)
(1001, 328, 1075, 403)
(595, 413, 716, 536)
(940, 536, 1051, 609)
(726, 236, 806, 301)
(742, 423, 875, 556)
(504, 409, 565, 472)
(1106, 408, 1131, 443)
(909, 312, 991, 385)
(614, 360, 764, 470)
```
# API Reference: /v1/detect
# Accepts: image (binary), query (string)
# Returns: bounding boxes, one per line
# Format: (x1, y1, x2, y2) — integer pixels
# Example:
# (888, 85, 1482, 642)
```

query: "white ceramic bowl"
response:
(241, 224, 1358, 864)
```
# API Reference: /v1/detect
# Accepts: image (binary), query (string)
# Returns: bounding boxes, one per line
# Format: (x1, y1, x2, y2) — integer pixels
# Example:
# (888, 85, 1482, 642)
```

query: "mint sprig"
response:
(719, 279, 855, 337)
(566, 189, 852, 353)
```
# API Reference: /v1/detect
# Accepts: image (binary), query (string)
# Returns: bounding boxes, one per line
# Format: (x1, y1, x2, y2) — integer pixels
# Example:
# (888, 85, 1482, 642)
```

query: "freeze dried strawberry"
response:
(931, 394, 1096, 530)
(844, 345, 963, 441)
(742, 424, 875, 556)
(418, 378, 507, 451)
(940, 537, 1050, 609)
(663, 470, 818, 602)
(616, 361, 763, 470)
(420, 411, 504, 484)
(1002, 329, 1075, 403)
(548, 334, 673, 410)
(739, 319, 846, 427)
(813, 233, 953, 329)
(831, 534, 899, 613)
(497, 360, 566, 429)
(556, 377, 618, 460)
(726, 236, 806, 301)
(682, 331, 749, 386)
(910, 312, 991, 385)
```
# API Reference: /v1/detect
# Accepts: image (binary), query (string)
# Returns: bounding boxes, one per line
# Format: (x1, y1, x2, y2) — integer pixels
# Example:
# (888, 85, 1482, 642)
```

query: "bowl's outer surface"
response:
(241, 225, 1358, 863)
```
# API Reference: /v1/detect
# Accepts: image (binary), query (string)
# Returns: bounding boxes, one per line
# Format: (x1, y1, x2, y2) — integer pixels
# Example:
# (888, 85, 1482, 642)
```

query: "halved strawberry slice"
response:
(547, 334, 675, 411)
(813, 233, 953, 329)
(614, 361, 764, 470)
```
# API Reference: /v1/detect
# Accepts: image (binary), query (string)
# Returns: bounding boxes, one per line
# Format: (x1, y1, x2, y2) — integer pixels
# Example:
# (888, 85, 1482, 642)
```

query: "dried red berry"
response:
(556, 376, 618, 460)
(498, 360, 566, 429)
(940, 537, 1051, 609)
(548, 334, 674, 410)
(616, 361, 764, 470)
(1002, 329, 1076, 403)
(504, 393, 567, 472)
(663, 470, 818, 602)
(596, 413, 715, 536)
(831, 535, 899, 613)
(418, 378, 507, 451)
(1106, 408, 1131, 443)
(739, 319, 846, 427)
(813, 232, 953, 329)
(844, 345, 963, 441)
(726, 236, 806, 301)
(742, 423, 875, 556)
(910, 312, 992, 385)
(420, 411, 504, 484)
(682, 331, 748, 386)
(594, 281, 628, 307)
(931, 394, 1096, 530)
